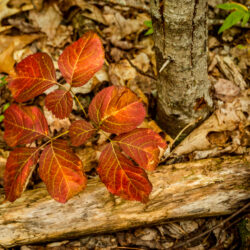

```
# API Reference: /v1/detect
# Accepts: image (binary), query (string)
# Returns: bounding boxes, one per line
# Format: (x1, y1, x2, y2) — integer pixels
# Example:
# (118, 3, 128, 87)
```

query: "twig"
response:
(159, 57, 172, 73)
(161, 118, 200, 162)
(124, 55, 157, 80)
(171, 202, 250, 249)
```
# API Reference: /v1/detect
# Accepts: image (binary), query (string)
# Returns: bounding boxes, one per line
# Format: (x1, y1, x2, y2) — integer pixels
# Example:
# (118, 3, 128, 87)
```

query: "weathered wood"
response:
(0, 156, 249, 247)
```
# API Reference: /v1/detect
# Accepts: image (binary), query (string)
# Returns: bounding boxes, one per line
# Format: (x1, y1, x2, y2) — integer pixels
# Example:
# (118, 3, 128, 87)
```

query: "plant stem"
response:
(70, 89, 88, 118)
(55, 82, 88, 118)
(50, 130, 69, 141)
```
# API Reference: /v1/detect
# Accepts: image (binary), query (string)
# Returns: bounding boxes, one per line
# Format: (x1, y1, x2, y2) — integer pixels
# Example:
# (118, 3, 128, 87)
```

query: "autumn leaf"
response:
(115, 128, 166, 171)
(58, 31, 104, 87)
(45, 90, 73, 119)
(4, 147, 39, 202)
(4, 104, 49, 147)
(69, 120, 96, 146)
(8, 52, 57, 102)
(98, 143, 152, 203)
(39, 140, 87, 203)
(88, 86, 146, 134)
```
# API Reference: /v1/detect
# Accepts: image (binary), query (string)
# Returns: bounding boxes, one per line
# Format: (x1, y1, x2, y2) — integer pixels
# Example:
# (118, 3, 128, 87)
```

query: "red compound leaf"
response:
(98, 143, 152, 203)
(58, 31, 104, 87)
(88, 86, 146, 135)
(8, 52, 57, 102)
(69, 120, 96, 146)
(115, 128, 166, 171)
(45, 90, 73, 119)
(4, 104, 49, 147)
(4, 147, 39, 202)
(39, 140, 87, 203)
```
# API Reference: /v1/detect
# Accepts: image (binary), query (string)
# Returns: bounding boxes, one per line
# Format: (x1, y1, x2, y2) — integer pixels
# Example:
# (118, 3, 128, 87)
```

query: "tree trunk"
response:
(150, 0, 213, 137)
(0, 156, 249, 248)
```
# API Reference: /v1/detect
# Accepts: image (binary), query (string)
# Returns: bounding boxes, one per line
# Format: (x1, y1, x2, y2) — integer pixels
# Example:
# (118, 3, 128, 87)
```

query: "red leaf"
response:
(69, 120, 96, 146)
(4, 104, 49, 147)
(58, 31, 104, 87)
(4, 147, 39, 202)
(115, 128, 166, 171)
(88, 86, 146, 135)
(98, 144, 152, 203)
(8, 53, 57, 102)
(39, 140, 87, 203)
(45, 90, 73, 119)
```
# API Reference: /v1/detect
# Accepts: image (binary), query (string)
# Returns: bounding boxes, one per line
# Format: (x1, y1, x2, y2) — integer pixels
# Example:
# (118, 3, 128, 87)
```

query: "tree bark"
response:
(0, 156, 249, 248)
(150, 0, 213, 137)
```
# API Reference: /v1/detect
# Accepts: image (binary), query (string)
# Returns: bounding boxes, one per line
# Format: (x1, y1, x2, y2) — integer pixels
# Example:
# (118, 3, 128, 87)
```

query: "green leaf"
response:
(145, 28, 153, 35)
(242, 12, 250, 26)
(3, 103, 10, 112)
(144, 20, 152, 28)
(0, 76, 7, 87)
(218, 10, 245, 33)
(217, 2, 248, 12)
(0, 115, 4, 123)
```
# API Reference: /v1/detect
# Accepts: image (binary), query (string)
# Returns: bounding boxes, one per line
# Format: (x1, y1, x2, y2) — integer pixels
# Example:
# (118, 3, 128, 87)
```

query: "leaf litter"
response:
(0, 0, 249, 248)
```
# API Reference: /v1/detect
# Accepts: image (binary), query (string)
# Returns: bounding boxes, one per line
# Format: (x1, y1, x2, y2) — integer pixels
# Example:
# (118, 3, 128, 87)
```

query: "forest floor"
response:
(0, 0, 249, 249)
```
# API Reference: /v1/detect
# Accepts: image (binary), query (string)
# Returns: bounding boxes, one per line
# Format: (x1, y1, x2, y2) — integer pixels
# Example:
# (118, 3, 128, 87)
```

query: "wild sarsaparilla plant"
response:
(3, 31, 166, 204)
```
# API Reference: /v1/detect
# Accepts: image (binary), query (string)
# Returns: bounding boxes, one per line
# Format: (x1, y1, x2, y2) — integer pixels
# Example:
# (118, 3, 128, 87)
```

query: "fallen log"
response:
(0, 155, 249, 247)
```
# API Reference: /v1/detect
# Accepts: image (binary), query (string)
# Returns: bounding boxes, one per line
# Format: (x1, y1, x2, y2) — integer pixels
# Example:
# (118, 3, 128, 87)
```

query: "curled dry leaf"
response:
(0, 34, 41, 74)
(4, 104, 49, 147)
(45, 90, 73, 119)
(29, 1, 62, 40)
(88, 86, 146, 135)
(8, 52, 57, 102)
(39, 140, 87, 203)
(214, 78, 240, 102)
(98, 144, 152, 203)
(173, 90, 250, 156)
(4, 147, 39, 202)
(115, 128, 166, 171)
(58, 31, 104, 87)
(69, 120, 96, 147)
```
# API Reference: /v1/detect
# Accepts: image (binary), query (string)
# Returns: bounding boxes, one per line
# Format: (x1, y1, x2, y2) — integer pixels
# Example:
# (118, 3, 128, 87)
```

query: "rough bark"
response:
(150, 0, 213, 137)
(0, 156, 249, 248)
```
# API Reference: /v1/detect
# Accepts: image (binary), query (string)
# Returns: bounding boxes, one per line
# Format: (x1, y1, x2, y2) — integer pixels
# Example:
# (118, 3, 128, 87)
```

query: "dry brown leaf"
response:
(0, 34, 41, 74)
(8, 0, 31, 8)
(72, 0, 107, 25)
(131, 53, 150, 73)
(136, 37, 157, 75)
(43, 107, 71, 135)
(46, 25, 73, 48)
(214, 78, 240, 102)
(0, 149, 8, 187)
(0, 0, 20, 25)
(103, 6, 149, 46)
(29, 1, 62, 40)
(173, 90, 250, 156)
(109, 60, 137, 86)
(75, 147, 98, 172)
(216, 55, 247, 90)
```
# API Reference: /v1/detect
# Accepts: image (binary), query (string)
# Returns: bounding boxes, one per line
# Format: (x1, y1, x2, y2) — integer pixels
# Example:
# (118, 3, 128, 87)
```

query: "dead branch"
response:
(0, 155, 249, 247)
